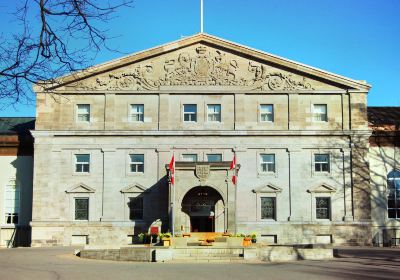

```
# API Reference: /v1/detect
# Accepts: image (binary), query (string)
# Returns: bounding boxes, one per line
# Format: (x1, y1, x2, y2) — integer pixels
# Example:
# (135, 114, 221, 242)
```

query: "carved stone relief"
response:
(69, 45, 316, 91)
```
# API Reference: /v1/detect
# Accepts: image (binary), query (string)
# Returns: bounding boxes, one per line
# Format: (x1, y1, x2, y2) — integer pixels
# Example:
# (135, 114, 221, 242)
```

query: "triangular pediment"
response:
(308, 183, 337, 193)
(120, 183, 149, 193)
(38, 33, 370, 92)
(66, 183, 95, 193)
(252, 183, 283, 193)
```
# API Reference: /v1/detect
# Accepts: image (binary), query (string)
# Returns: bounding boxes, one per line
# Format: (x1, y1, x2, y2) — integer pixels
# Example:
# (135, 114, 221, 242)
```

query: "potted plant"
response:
(161, 232, 172, 246)
(243, 234, 252, 246)
(250, 232, 257, 243)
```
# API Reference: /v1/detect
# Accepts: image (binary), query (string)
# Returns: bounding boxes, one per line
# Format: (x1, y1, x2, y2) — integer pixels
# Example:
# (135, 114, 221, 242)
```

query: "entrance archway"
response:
(181, 186, 224, 232)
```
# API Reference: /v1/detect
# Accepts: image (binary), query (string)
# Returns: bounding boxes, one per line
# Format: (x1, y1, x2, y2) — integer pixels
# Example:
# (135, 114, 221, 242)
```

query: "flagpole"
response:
(200, 0, 204, 33)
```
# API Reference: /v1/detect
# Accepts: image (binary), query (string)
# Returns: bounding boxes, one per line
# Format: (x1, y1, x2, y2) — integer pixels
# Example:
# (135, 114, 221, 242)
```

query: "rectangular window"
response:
(75, 154, 90, 173)
(207, 154, 222, 162)
(316, 197, 330, 219)
(75, 198, 89, 220)
(76, 104, 90, 122)
(315, 154, 330, 172)
(313, 104, 327, 122)
(207, 104, 221, 122)
(260, 154, 275, 172)
(387, 177, 400, 219)
(130, 154, 144, 173)
(261, 197, 276, 220)
(183, 104, 197, 122)
(260, 104, 274, 122)
(4, 181, 20, 224)
(182, 154, 198, 162)
(129, 197, 144, 220)
(130, 104, 144, 122)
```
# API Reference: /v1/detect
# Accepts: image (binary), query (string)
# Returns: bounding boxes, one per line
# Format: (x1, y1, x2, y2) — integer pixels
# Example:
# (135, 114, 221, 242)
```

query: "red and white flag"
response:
(169, 154, 175, 185)
(230, 155, 237, 185)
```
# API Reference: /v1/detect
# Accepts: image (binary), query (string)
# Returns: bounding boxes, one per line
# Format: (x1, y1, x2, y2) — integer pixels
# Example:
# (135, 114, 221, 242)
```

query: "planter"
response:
(243, 237, 251, 247)
(251, 238, 257, 243)
(162, 238, 171, 247)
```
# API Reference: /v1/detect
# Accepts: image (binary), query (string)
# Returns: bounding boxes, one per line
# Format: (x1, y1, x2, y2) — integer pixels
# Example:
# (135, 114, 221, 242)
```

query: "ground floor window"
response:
(75, 198, 89, 220)
(316, 197, 330, 219)
(387, 170, 400, 219)
(4, 180, 20, 224)
(129, 197, 143, 220)
(261, 197, 276, 220)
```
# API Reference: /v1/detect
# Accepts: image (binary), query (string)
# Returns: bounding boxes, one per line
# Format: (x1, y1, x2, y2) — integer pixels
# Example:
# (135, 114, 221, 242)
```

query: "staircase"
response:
(171, 247, 245, 262)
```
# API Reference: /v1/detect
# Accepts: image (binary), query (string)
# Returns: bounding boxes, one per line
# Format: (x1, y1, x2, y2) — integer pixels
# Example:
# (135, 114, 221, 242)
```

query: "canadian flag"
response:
(169, 154, 175, 185)
(230, 155, 237, 185)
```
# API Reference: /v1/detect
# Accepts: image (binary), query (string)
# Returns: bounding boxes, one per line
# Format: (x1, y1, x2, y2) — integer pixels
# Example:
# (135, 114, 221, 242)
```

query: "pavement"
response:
(0, 246, 399, 280)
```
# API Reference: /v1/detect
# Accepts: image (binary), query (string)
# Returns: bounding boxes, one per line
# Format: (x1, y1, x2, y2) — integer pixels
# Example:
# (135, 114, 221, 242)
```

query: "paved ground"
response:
(0, 246, 399, 280)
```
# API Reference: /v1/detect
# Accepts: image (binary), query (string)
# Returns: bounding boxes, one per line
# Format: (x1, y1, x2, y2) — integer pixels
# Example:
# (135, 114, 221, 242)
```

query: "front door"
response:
(190, 216, 214, 232)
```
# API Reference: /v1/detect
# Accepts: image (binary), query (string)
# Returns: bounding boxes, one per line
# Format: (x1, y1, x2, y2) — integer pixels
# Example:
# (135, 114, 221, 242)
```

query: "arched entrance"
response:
(181, 186, 224, 232)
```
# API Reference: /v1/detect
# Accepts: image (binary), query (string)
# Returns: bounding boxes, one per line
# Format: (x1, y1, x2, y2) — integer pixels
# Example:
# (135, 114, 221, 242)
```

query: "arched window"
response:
(387, 170, 400, 219)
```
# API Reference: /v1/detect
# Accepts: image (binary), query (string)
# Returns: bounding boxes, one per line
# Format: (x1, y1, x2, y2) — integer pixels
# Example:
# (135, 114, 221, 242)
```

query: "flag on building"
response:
(169, 154, 175, 185)
(230, 155, 237, 185)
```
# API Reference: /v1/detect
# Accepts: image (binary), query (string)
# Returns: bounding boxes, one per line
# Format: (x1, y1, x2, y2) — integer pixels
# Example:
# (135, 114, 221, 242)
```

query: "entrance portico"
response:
(167, 162, 238, 234)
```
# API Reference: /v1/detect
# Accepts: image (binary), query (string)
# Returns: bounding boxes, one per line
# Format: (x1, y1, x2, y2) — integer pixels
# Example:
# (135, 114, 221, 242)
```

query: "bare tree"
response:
(0, 0, 133, 105)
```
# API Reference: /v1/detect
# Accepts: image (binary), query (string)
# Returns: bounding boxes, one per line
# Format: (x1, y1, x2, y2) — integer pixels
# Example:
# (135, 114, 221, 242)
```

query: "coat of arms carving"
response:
(195, 165, 210, 183)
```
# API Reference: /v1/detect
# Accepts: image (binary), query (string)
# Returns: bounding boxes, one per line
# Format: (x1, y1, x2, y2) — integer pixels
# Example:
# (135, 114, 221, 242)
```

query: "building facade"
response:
(29, 33, 375, 246)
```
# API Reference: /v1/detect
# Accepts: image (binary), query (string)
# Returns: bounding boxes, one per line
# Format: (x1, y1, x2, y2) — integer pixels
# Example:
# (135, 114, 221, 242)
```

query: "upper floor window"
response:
(316, 197, 331, 219)
(313, 104, 327, 122)
(75, 154, 90, 173)
(315, 154, 330, 172)
(260, 154, 275, 173)
(130, 104, 144, 122)
(182, 154, 198, 162)
(4, 180, 20, 224)
(261, 197, 276, 220)
(207, 104, 221, 122)
(129, 197, 144, 220)
(183, 104, 197, 122)
(387, 170, 400, 219)
(260, 104, 274, 122)
(76, 104, 90, 122)
(75, 198, 89, 220)
(130, 154, 144, 173)
(207, 154, 222, 162)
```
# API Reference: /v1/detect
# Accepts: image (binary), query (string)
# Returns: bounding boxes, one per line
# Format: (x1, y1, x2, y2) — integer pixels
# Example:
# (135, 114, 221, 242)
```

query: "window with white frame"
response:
(183, 104, 197, 122)
(260, 154, 275, 173)
(387, 170, 400, 219)
(130, 154, 144, 173)
(75, 154, 90, 173)
(314, 154, 330, 172)
(4, 180, 20, 224)
(182, 154, 198, 162)
(260, 104, 274, 122)
(129, 197, 144, 220)
(313, 104, 327, 122)
(74, 198, 89, 220)
(207, 154, 222, 162)
(261, 197, 276, 220)
(207, 104, 221, 122)
(130, 104, 144, 122)
(76, 104, 90, 122)
(316, 197, 330, 219)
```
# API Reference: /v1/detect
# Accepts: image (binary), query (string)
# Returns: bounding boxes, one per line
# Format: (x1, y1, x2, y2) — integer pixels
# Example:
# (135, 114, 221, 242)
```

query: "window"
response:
(182, 154, 198, 162)
(183, 104, 197, 122)
(313, 104, 327, 122)
(315, 154, 330, 172)
(261, 197, 276, 220)
(130, 154, 144, 173)
(316, 197, 330, 219)
(260, 154, 275, 172)
(129, 197, 143, 220)
(76, 104, 90, 122)
(207, 154, 222, 162)
(260, 104, 274, 122)
(207, 104, 221, 122)
(387, 170, 400, 219)
(75, 198, 89, 220)
(130, 104, 144, 122)
(75, 154, 90, 173)
(4, 180, 20, 224)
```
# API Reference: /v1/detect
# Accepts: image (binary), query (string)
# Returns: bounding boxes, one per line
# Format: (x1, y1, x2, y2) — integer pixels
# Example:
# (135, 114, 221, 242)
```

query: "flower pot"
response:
(243, 237, 251, 246)
(251, 238, 257, 243)
(162, 238, 171, 247)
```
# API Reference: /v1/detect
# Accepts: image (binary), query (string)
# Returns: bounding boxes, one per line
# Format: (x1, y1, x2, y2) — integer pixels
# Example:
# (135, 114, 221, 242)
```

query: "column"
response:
(342, 148, 354, 221)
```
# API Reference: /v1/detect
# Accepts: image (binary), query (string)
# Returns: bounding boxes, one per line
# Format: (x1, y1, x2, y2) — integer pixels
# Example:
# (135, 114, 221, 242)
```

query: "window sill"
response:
(73, 172, 90, 176)
(258, 172, 277, 177)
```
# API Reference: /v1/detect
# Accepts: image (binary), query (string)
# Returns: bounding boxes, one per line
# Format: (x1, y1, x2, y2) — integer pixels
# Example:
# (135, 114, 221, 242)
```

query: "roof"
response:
(368, 107, 400, 126)
(0, 117, 35, 135)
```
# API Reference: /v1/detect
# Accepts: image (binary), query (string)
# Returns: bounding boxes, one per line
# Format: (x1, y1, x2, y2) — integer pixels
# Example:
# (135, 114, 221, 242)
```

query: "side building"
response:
(0, 118, 34, 247)
(30, 33, 373, 246)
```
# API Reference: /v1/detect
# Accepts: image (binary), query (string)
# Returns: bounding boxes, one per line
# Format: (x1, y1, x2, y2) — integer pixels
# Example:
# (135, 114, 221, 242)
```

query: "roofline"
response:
(35, 32, 371, 91)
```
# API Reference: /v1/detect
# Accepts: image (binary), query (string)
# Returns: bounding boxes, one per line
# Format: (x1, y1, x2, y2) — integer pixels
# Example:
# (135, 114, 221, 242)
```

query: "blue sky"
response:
(1, 0, 399, 117)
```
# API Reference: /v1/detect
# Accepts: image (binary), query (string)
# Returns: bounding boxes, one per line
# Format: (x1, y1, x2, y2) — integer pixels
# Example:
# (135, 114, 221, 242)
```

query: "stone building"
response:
(0, 118, 34, 247)
(29, 33, 376, 246)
